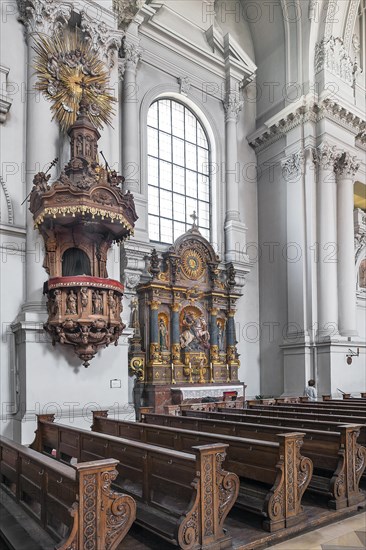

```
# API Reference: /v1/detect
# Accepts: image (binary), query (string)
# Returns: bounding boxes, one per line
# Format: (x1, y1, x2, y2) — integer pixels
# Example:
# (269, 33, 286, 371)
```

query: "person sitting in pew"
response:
(304, 379, 317, 401)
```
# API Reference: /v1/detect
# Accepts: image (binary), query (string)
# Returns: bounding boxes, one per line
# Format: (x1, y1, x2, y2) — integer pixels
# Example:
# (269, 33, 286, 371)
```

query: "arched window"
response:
(147, 99, 211, 244)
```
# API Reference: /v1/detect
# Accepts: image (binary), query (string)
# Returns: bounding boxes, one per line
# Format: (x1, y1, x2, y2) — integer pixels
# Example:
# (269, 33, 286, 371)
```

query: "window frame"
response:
(147, 98, 212, 245)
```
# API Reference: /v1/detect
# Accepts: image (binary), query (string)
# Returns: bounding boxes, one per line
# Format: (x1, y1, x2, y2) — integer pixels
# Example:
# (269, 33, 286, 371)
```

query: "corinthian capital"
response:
(313, 141, 338, 170)
(123, 41, 142, 70)
(282, 150, 304, 179)
(17, 0, 71, 36)
(80, 12, 123, 69)
(334, 152, 360, 177)
(223, 92, 243, 122)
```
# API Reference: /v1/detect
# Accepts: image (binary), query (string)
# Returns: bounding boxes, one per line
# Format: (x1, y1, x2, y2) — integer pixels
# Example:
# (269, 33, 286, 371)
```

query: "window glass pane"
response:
(148, 186, 159, 214)
(186, 197, 198, 222)
(159, 160, 172, 190)
(158, 99, 171, 133)
(148, 127, 159, 157)
(149, 215, 160, 241)
(148, 102, 158, 128)
(197, 124, 208, 148)
(147, 99, 211, 245)
(186, 170, 197, 198)
(174, 221, 186, 240)
(160, 189, 172, 217)
(198, 175, 209, 201)
(185, 109, 197, 144)
(173, 165, 185, 194)
(199, 202, 210, 228)
(185, 142, 197, 171)
(159, 131, 171, 161)
(171, 102, 185, 138)
(173, 137, 185, 166)
(148, 157, 159, 186)
(160, 218, 173, 243)
(173, 193, 185, 222)
(197, 147, 209, 174)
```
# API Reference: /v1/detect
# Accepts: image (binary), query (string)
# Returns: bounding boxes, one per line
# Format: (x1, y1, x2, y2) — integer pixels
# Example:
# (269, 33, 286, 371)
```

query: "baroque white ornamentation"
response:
(313, 142, 338, 170)
(315, 36, 355, 86)
(178, 76, 191, 96)
(281, 151, 305, 179)
(113, 0, 145, 29)
(123, 41, 142, 70)
(0, 66, 12, 123)
(334, 152, 360, 177)
(0, 175, 14, 224)
(223, 92, 243, 122)
(80, 12, 123, 69)
(17, 0, 71, 36)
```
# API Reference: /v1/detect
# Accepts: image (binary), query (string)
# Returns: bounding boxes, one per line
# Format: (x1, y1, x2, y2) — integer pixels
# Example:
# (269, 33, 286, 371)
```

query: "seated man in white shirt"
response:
(304, 379, 317, 401)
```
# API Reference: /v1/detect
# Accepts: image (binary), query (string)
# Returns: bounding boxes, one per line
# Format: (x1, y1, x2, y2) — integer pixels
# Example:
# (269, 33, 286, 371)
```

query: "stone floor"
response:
(269, 512, 366, 550)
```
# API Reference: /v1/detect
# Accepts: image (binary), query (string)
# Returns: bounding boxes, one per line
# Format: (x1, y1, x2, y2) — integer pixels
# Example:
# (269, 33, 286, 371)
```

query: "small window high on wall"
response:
(147, 99, 211, 244)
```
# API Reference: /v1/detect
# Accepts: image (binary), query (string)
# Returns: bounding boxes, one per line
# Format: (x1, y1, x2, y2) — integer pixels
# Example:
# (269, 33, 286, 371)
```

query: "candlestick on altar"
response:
(171, 363, 176, 385)
(189, 361, 193, 384)
(226, 363, 230, 382)
(210, 362, 214, 383)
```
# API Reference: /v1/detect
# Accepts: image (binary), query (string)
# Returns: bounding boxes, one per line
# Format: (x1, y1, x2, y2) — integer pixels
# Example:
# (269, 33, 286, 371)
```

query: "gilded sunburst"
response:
(32, 30, 116, 132)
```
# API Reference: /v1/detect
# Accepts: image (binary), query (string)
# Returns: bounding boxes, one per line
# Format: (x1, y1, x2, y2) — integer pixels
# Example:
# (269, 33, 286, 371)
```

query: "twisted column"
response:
(171, 303, 180, 364)
(335, 152, 359, 336)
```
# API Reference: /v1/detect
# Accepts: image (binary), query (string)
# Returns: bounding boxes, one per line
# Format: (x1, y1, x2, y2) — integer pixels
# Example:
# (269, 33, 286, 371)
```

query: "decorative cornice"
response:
(334, 151, 360, 177)
(17, 0, 71, 36)
(80, 12, 124, 69)
(223, 92, 243, 123)
(315, 36, 355, 86)
(248, 98, 366, 153)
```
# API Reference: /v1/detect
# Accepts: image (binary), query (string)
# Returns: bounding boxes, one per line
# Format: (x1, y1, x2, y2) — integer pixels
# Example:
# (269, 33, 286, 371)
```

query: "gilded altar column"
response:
(18, 0, 71, 308)
(335, 152, 359, 336)
(171, 303, 181, 365)
(149, 299, 160, 365)
(122, 39, 142, 193)
(209, 307, 219, 363)
(314, 143, 339, 338)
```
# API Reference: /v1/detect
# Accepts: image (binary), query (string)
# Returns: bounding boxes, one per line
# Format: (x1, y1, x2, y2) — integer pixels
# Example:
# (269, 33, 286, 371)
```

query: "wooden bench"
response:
(91, 410, 313, 532)
(31, 414, 238, 549)
(0, 435, 135, 550)
(247, 403, 366, 417)
(140, 412, 366, 510)
(217, 405, 366, 425)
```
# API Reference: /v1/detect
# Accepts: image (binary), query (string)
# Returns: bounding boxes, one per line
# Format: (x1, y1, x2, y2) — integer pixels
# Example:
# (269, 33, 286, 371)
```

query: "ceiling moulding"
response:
(138, 2, 256, 83)
(248, 97, 366, 153)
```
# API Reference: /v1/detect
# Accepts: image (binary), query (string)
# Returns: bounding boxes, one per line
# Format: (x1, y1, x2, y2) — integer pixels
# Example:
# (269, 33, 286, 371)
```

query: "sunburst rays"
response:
(32, 30, 116, 132)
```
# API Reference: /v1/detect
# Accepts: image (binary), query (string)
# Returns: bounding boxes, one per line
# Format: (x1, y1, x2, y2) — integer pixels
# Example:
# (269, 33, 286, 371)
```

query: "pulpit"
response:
(129, 222, 244, 414)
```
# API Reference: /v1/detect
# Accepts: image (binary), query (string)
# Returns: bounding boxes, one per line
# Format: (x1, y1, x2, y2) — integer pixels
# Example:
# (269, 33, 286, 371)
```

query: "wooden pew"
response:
(0, 435, 135, 550)
(246, 404, 366, 417)
(216, 405, 366, 425)
(31, 414, 238, 549)
(91, 410, 313, 532)
(139, 412, 366, 510)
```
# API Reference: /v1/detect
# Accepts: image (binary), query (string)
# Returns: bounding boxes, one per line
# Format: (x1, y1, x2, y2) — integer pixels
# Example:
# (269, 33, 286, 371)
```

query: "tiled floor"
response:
(269, 512, 366, 549)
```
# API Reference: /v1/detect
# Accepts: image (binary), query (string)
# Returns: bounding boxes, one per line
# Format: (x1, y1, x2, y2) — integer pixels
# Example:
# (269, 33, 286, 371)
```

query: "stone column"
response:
(335, 152, 359, 336)
(18, 0, 71, 309)
(122, 40, 142, 193)
(171, 303, 180, 364)
(149, 299, 160, 364)
(314, 142, 338, 338)
(223, 92, 247, 263)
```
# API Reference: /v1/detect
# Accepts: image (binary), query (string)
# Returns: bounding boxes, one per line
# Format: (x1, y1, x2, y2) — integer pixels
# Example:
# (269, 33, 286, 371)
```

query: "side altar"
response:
(129, 221, 244, 414)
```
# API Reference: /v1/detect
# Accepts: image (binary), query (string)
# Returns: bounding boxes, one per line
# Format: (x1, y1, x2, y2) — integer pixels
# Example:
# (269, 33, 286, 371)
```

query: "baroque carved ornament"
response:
(32, 30, 116, 132)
